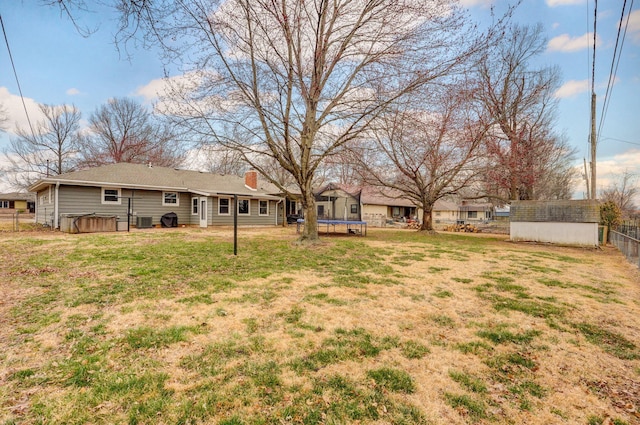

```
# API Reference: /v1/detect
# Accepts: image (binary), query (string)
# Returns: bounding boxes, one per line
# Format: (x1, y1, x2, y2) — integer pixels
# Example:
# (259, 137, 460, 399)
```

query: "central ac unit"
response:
(136, 216, 153, 228)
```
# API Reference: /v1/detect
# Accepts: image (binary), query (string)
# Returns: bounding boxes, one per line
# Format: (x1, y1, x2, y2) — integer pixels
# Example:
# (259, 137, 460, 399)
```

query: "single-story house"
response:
(458, 201, 493, 222)
(0, 192, 36, 213)
(314, 183, 421, 226)
(495, 205, 510, 220)
(28, 163, 285, 230)
(315, 183, 362, 221)
(432, 199, 459, 224)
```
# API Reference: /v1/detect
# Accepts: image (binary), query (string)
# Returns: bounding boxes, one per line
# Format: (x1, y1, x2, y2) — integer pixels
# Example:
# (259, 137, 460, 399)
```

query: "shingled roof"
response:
(0, 192, 36, 201)
(28, 163, 281, 198)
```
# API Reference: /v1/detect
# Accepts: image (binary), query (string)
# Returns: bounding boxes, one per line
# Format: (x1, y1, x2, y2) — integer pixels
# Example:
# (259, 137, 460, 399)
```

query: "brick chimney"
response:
(245, 169, 258, 190)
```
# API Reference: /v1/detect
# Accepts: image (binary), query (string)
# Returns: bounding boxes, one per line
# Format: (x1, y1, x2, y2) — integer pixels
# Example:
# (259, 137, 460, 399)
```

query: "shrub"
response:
(600, 201, 621, 228)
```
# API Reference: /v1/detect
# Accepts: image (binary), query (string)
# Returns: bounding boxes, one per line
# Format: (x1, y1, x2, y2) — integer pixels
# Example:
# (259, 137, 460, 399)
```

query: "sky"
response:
(0, 0, 639, 199)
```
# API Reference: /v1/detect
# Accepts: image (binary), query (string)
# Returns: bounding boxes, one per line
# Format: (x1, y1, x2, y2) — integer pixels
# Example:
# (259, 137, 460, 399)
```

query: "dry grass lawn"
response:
(0, 226, 639, 425)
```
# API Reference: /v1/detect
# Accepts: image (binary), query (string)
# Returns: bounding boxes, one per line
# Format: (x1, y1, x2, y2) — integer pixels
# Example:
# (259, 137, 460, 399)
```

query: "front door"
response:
(199, 198, 208, 228)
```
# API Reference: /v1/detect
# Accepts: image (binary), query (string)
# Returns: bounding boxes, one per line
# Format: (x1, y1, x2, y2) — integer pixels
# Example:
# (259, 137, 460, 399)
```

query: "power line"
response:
(601, 137, 640, 147)
(597, 0, 634, 141)
(0, 13, 37, 138)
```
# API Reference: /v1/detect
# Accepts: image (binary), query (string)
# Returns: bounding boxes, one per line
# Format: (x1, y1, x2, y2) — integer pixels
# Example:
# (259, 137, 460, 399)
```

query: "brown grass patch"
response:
(0, 227, 639, 424)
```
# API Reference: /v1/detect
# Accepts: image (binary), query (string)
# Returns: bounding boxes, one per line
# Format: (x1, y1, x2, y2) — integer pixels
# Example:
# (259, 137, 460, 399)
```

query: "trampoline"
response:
(296, 218, 367, 236)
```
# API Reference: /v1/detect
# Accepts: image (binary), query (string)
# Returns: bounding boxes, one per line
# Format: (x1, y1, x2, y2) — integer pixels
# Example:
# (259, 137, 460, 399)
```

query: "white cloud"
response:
(66, 88, 82, 96)
(135, 71, 228, 117)
(598, 149, 640, 177)
(458, 0, 494, 8)
(135, 77, 170, 103)
(548, 32, 601, 52)
(546, 0, 585, 6)
(135, 72, 213, 102)
(628, 9, 640, 45)
(0, 87, 45, 135)
(555, 80, 589, 98)
(596, 149, 640, 205)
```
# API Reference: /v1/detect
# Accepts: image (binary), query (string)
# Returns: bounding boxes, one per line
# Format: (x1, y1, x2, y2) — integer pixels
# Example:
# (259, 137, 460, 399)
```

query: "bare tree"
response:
(112, 0, 509, 241)
(186, 145, 248, 176)
(353, 83, 491, 231)
(0, 103, 8, 131)
(476, 23, 567, 201)
(600, 171, 638, 217)
(529, 135, 577, 200)
(2, 103, 81, 189)
(78, 97, 184, 168)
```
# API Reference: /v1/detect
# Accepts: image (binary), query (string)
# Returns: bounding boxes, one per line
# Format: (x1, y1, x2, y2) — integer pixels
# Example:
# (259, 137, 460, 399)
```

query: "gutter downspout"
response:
(54, 182, 60, 229)
(275, 198, 283, 226)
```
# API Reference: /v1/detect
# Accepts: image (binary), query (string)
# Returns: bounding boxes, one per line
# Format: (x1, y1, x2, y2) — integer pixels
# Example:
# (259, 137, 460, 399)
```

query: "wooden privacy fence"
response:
(610, 229, 640, 268)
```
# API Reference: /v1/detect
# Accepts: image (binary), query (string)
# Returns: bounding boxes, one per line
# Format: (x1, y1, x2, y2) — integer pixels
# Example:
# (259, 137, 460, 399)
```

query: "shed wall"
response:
(510, 222, 598, 246)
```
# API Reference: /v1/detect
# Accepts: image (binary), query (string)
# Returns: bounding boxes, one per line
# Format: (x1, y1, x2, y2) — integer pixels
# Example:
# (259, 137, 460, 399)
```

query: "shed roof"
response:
(28, 163, 282, 199)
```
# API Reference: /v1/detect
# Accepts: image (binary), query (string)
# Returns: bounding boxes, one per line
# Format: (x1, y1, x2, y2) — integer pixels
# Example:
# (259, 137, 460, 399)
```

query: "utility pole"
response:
(583, 158, 590, 196)
(590, 92, 597, 200)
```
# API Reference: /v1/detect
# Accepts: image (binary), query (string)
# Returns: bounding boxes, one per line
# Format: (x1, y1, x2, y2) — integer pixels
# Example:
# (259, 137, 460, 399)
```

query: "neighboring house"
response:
(495, 206, 510, 221)
(359, 186, 421, 225)
(28, 163, 284, 229)
(0, 192, 36, 213)
(314, 183, 421, 226)
(315, 183, 362, 221)
(432, 199, 459, 224)
(458, 201, 493, 222)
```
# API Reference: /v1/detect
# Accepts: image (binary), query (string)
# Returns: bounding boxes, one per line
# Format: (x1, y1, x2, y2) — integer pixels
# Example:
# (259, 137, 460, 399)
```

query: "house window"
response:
(318, 205, 325, 217)
(288, 200, 297, 215)
(219, 198, 230, 215)
(259, 200, 269, 216)
(0, 201, 8, 208)
(468, 211, 477, 219)
(192, 197, 198, 215)
(102, 188, 121, 205)
(350, 204, 358, 214)
(163, 192, 179, 206)
(238, 199, 250, 215)
(435, 211, 441, 216)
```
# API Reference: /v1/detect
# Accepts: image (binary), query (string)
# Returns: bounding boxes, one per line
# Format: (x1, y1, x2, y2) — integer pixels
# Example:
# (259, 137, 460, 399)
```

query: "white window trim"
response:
(258, 200, 269, 216)
(218, 197, 231, 216)
(238, 198, 250, 215)
(191, 197, 199, 215)
(101, 187, 121, 205)
(48, 185, 52, 204)
(163, 191, 179, 206)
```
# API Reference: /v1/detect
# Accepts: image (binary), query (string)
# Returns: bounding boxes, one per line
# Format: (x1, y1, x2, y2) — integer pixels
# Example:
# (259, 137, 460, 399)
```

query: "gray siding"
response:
(57, 186, 191, 227)
(49, 185, 281, 228)
(210, 197, 279, 226)
(35, 186, 55, 225)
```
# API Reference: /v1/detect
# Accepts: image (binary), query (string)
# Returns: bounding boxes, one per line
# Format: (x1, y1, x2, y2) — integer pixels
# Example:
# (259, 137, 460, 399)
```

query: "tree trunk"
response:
(420, 204, 434, 231)
(300, 189, 319, 241)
